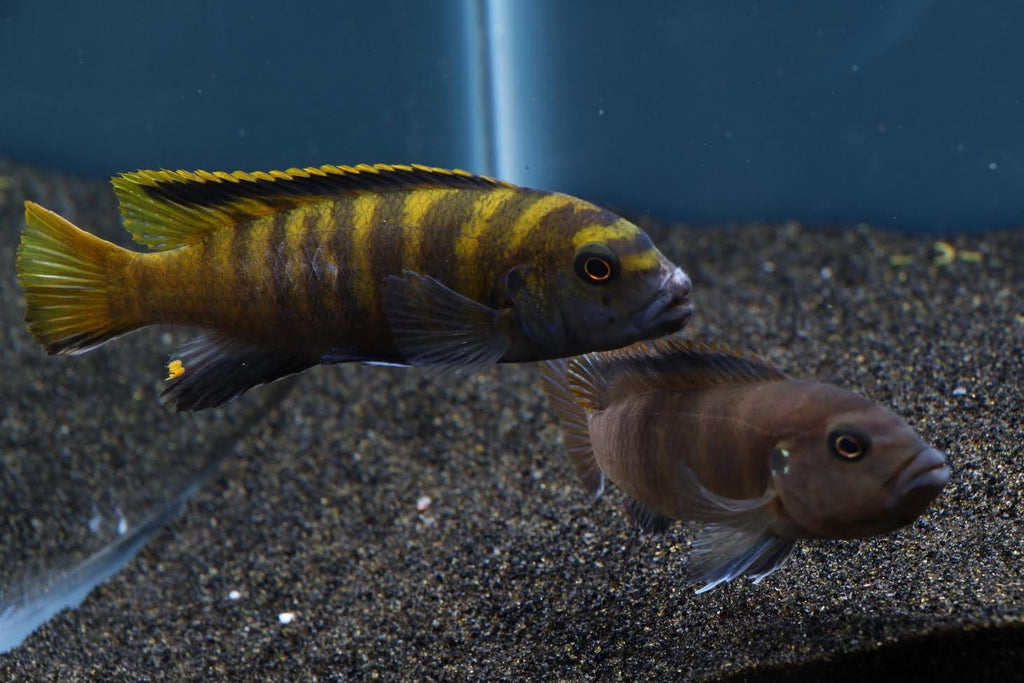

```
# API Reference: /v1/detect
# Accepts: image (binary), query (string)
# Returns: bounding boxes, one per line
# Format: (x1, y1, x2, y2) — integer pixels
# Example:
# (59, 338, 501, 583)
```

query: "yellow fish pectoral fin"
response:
(381, 270, 511, 375)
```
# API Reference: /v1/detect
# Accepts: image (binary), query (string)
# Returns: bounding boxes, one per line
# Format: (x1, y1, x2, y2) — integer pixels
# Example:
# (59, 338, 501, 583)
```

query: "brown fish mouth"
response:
(633, 267, 694, 334)
(888, 447, 949, 518)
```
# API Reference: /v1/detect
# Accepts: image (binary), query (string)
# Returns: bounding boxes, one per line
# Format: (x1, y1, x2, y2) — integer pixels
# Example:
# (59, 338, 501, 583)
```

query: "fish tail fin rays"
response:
(540, 359, 606, 497)
(162, 335, 316, 411)
(17, 201, 139, 355)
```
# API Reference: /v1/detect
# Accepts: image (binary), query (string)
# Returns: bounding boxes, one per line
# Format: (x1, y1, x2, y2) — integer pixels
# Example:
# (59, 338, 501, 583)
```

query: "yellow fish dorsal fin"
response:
(112, 163, 513, 251)
(567, 339, 789, 412)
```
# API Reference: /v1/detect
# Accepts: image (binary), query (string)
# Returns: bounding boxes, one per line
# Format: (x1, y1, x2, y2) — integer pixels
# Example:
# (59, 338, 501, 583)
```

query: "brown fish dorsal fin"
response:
(566, 339, 788, 411)
(112, 163, 513, 251)
(540, 359, 606, 497)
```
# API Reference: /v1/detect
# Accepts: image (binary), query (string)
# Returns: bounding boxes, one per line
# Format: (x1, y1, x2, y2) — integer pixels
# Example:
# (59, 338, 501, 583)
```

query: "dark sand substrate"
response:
(1, 161, 1022, 680)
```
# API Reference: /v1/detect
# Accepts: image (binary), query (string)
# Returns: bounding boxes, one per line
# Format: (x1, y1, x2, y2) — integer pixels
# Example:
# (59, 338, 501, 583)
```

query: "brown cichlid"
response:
(543, 339, 950, 592)
(15, 164, 692, 410)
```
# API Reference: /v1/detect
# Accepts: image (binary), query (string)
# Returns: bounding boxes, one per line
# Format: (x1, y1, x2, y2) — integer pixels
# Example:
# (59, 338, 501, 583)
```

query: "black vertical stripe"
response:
(267, 211, 291, 335)
(299, 209, 323, 331)
(420, 189, 479, 284)
(230, 220, 257, 329)
(328, 198, 358, 333)
(366, 193, 406, 318)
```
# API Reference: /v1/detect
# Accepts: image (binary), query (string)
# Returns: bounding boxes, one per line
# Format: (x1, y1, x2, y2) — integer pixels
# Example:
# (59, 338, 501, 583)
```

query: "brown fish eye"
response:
(827, 430, 868, 461)
(574, 246, 620, 285)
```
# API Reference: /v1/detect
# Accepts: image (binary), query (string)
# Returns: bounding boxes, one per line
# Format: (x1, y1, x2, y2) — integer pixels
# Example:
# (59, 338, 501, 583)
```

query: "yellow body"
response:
(17, 163, 691, 409)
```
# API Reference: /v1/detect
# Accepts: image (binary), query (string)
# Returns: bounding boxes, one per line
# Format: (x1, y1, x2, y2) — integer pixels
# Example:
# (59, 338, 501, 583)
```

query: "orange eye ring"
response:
(573, 245, 620, 285)
(583, 256, 612, 281)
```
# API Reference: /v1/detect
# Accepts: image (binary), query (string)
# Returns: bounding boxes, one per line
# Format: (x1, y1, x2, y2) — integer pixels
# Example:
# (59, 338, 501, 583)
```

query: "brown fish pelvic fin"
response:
(17, 201, 139, 354)
(540, 359, 605, 497)
(661, 462, 797, 591)
(689, 524, 796, 594)
(568, 339, 788, 411)
(162, 334, 317, 411)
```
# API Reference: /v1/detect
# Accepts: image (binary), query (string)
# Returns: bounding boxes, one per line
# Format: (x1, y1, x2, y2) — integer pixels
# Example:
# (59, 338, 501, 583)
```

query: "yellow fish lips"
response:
(630, 266, 694, 336)
(886, 446, 950, 525)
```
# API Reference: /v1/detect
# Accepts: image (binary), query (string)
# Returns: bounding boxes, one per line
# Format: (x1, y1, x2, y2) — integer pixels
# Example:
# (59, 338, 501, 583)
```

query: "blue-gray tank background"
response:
(2, 0, 1022, 232)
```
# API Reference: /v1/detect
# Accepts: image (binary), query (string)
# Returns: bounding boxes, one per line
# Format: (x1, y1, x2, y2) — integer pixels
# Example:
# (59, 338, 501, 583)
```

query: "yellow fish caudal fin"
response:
(16, 202, 137, 355)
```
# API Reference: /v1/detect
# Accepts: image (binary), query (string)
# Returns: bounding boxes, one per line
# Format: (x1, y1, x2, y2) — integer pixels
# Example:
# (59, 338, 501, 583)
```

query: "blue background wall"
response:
(2, 0, 1023, 232)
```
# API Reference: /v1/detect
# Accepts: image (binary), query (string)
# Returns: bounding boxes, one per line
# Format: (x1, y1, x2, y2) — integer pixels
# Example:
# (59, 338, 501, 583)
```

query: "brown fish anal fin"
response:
(622, 495, 674, 535)
(383, 270, 511, 375)
(113, 164, 511, 251)
(567, 339, 788, 411)
(540, 359, 605, 497)
(689, 526, 796, 594)
(162, 335, 316, 411)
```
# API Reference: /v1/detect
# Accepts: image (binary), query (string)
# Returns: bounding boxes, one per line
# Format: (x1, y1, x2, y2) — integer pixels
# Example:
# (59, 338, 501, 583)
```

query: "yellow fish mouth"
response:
(632, 266, 694, 334)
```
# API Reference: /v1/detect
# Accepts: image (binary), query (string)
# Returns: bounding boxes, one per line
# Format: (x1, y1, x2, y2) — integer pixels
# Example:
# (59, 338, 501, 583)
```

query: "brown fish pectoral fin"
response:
(162, 335, 316, 411)
(689, 525, 795, 594)
(622, 495, 674, 534)
(540, 359, 605, 498)
(383, 270, 511, 375)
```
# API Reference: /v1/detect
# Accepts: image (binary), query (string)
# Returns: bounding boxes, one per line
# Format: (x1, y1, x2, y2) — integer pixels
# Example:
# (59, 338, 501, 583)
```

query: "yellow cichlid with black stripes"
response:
(16, 163, 693, 410)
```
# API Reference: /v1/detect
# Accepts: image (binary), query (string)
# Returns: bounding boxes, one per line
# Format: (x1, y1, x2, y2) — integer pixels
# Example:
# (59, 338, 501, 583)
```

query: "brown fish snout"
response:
(888, 447, 949, 521)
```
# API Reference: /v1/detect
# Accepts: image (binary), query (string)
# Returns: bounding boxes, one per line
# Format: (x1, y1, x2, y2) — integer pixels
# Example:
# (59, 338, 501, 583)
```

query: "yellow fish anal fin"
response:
(567, 339, 789, 412)
(112, 164, 513, 251)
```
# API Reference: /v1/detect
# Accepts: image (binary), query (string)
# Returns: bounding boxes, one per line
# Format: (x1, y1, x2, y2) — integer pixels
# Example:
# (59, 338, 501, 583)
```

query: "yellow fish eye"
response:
(827, 429, 868, 461)
(573, 243, 620, 285)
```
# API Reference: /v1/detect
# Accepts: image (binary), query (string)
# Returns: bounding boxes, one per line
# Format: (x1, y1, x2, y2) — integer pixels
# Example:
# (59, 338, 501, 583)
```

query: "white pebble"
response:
(820, 267, 832, 281)
(416, 495, 432, 511)
(278, 611, 296, 625)
(228, 590, 241, 601)
(952, 387, 967, 396)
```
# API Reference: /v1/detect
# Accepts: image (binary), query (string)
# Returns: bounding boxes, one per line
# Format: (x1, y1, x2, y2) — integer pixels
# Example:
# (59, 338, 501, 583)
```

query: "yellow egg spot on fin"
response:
(167, 359, 185, 381)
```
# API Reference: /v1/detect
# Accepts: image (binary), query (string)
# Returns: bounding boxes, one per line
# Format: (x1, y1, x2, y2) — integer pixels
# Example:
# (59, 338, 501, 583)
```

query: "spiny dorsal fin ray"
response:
(540, 359, 606, 497)
(112, 163, 513, 251)
(567, 338, 788, 412)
